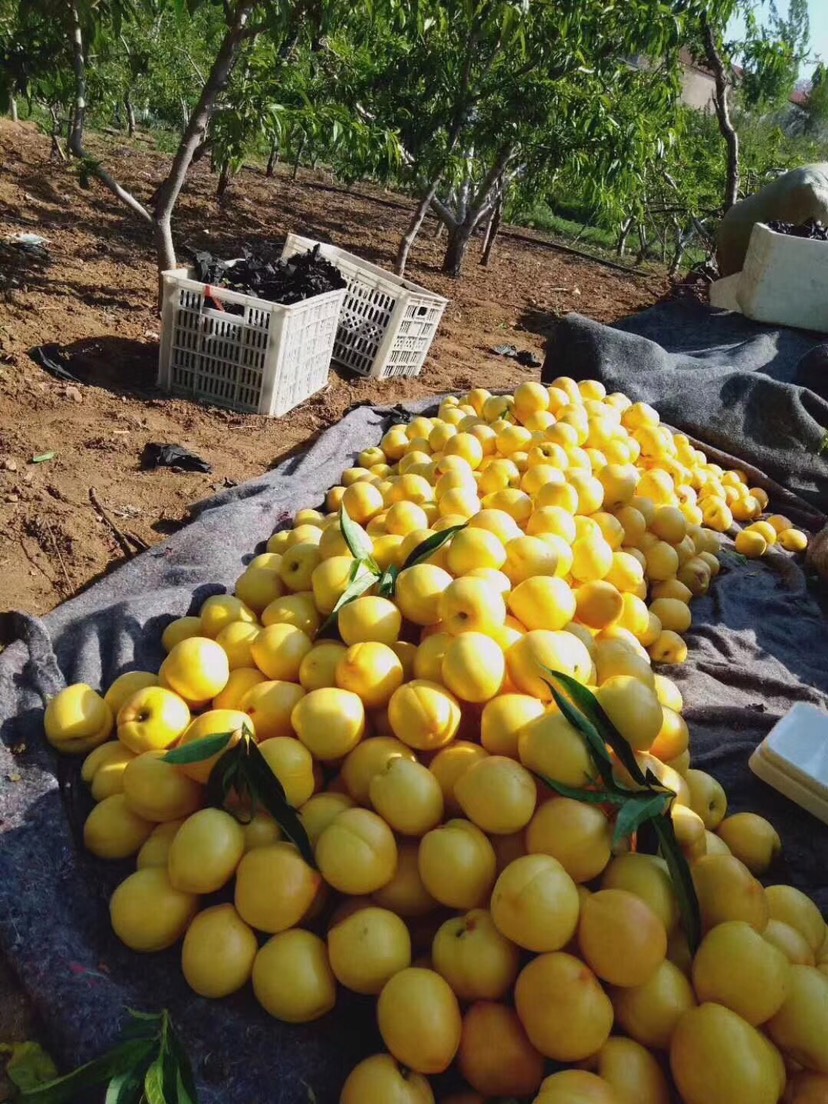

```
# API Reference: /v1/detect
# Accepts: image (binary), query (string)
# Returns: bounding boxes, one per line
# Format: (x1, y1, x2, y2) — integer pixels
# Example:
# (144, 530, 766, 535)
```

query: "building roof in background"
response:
(631, 48, 809, 110)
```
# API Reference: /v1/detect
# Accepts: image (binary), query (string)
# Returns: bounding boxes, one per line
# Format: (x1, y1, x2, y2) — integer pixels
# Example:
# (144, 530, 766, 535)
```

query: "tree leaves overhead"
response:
(5, 0, 818, 279)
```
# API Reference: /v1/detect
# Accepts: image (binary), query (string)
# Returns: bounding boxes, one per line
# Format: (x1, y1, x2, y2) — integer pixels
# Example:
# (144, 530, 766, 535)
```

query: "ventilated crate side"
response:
(268, 293, 340, 417)
(281, 234, 448, 379)
(158, 269, 344, 416)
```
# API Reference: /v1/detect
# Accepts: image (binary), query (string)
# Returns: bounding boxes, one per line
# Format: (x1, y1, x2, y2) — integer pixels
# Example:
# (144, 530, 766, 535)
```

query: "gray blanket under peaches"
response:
(2, 302, 828, 1103)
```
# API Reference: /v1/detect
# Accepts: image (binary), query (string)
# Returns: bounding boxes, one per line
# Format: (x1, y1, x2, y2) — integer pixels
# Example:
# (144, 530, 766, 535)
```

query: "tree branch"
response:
(700, 10, 740, 211)
(469, 142, 515, 218)
(151, 0, 258, 272)
(66, 0, 152, 222)
(180, 47, 206, 86)
(394, 22, 484, 275)
(67, 0, 86, 158)
(430, 192, 459, 229)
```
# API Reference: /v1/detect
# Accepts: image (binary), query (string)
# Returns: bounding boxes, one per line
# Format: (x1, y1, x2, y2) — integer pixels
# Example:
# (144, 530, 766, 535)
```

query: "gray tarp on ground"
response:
(544, 300, 828, 514)
(2, 303, 828, 1104)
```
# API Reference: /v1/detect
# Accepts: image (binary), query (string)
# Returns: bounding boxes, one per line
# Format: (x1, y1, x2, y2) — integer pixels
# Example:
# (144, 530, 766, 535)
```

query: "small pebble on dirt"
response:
(3, 459, 18, 471)
(65, 386, 83, 403)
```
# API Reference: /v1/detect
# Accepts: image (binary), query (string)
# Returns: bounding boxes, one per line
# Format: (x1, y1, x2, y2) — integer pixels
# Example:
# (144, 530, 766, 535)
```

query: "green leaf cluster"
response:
(539, 668, 702, 952)
(17, 1010, 197, 1104)
(164, 724, 315, 864)
(316, 503, 466, 638)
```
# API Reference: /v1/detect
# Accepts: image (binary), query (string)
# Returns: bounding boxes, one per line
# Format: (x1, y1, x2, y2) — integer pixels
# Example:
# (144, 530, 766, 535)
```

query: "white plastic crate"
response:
(281, 234, 448, 379)
(736, 223, 828, 333)
(711, 223, 828, 333)
(157, 266, 346, 416)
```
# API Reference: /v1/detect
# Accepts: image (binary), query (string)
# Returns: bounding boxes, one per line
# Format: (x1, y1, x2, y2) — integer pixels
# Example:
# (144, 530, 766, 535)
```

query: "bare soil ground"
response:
(0, 118, 666, 619)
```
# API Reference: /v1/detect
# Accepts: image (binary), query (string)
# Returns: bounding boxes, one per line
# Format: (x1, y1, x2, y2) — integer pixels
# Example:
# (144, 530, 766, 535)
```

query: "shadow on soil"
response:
(515, 305, 564, 341)
(27, 336, 160, 396)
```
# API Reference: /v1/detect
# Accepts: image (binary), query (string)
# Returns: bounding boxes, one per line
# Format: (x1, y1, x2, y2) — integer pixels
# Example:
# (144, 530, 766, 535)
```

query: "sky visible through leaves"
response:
(729, 0, 828, 75)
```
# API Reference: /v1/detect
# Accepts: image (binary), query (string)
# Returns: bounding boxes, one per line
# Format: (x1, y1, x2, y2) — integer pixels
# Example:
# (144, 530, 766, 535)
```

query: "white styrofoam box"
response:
(157, 267, 346, 417)
(281, 234, 449, 379)
(749, 702, 828, 825)
(737, 222, 828, 333)
(709, 272, 742, 311)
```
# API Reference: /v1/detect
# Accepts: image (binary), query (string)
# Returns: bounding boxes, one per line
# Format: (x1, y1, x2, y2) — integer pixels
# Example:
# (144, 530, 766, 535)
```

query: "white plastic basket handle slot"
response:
(203, 283, 228, 315)
(194, 282, 235, 361)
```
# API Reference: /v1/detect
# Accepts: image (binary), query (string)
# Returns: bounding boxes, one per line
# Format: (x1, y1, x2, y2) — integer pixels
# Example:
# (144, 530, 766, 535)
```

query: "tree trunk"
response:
(616, 218, 632, 256)
(154, 218, 176, 286)
(635, 223, 649, 265)
(480, 190, 503, 268)
(9, 95, 18, 123)
(393, 24, 488, 277)
(66, 3, 148, 214)
(429, 143, 513, 279)
(292, 136, 306, 180)
(266, 139, 279, 177)
(441, 221, 475, 278)
(395, 179, 442, 276)
(701, 11, 740, 212)
(67, 0, 87, 157)
(150, 0, 257, 295)
(49, 107, 67, 162)
(669, 231, 686, 278)
(62, 0, 256, 304)
(192, 138, 210, 165)
(217, 164, 231, 197)
(125, 95, 136, 138)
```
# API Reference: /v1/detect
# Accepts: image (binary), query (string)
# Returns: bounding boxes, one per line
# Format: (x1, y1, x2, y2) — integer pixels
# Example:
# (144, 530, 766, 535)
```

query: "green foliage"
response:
(337, 0, 690, 273)
(0, 0, 225, 133)
(209, 26, 403, 190)
(2, 0, 824, 283)
(740, 0, 810, 110)
(806, 63, 828, 134)
(540, 101, 825, 270)
(540, 670, 702, 952)
(85, 5, 226, 132)
(17, 1009, 197, 1104)
(514, 204, 618, 252)
(516, 0, 821, 272)
(0, 0, 70, 109)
